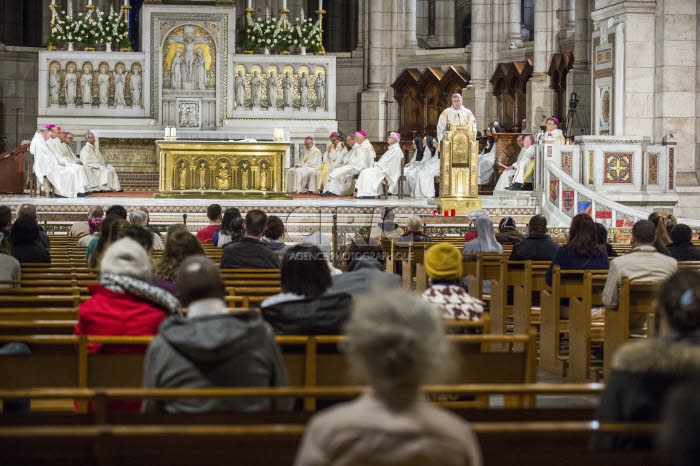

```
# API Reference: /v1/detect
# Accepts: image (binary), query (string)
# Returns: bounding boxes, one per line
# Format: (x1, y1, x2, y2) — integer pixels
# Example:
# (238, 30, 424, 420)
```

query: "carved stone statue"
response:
(315, 73, 326, 110)
(98, 68, 110, 105)
(240, 161, 249, 190)
(251, 70, 261, 108)
(235, 70, 245, 108)
(168, 26, 208, 90)
(114, 68, 126, 107)
(299, 72, 309, 108)
(216, 161, 230, 189)
(130, 68, 142, 107)
(179, 161, 188, 189)
(80, 70, 92, 105)
(64, 66, 77, 105)
(283, 71, 293, 108)
(171, 50, 183, 89)
(267, 71, 278, 108)
(199, 161, 207, 189)
(49, 68, 60, 105)
(194, 50, 206, 90)
(260, 164, 268, 191)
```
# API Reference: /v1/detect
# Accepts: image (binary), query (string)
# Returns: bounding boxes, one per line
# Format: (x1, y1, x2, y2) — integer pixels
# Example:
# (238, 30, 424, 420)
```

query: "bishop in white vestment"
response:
(495, 135, 535, 190)
(322, 130, 375, 196)
(80, 133, 122, 191)
(60, 131, 100, 191)
(315, 132, 347, 192)
(30, 128, 88, 198)
(356, 132, 404, 198)
(286, 136, 323, 193)
(436, 93, 477, 142)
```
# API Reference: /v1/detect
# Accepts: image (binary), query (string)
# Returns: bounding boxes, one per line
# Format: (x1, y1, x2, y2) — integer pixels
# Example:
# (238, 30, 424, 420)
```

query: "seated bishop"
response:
(59, 130, 100, 192)
(80, 132, 122, 192)
(30, 126, 88, 198)
(321, 130, 375, 197)
(495, 134, 536, 191)
(286, 136, 323, 194)
(315, 132, 347, 193)
(356, 132, 404, 199)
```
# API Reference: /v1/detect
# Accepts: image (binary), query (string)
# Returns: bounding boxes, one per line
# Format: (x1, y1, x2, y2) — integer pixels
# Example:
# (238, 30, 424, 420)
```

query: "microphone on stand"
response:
(183, 213, 187, 225)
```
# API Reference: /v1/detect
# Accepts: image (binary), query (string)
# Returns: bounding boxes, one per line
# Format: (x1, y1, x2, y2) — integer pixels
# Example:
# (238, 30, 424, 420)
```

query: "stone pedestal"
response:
(359, 89, 386, 140)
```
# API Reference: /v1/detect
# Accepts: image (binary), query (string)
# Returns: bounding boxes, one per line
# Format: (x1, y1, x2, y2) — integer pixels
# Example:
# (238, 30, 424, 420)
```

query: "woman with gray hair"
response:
(294, 290, 482, 466)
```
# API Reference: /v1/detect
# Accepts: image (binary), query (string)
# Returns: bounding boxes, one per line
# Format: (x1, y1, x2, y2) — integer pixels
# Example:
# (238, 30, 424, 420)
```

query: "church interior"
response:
(0, 0, 700, 464)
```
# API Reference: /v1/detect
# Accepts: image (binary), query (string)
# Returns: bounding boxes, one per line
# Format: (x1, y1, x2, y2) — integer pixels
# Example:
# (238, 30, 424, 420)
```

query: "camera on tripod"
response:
(568, 92, 579, 113)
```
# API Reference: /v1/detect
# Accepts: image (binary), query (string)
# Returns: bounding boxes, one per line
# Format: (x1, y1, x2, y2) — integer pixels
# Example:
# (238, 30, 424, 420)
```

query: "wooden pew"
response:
(512, 261, 551, 344)
(463, 252, 504, 302)
(568, 272, 607, 382)
(603, 278, 660, 378)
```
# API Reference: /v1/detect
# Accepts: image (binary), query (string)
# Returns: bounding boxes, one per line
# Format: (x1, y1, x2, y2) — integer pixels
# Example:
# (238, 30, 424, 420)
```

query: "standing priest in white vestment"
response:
(80, 132, 122, 192)
(315, 131, 347, 193)
(436, 93, 477, 142)
(321, 130, 375, 197)
(286, 136, 323, 194)
(356, 132, 404, 199)
(30, 127, 88, 198)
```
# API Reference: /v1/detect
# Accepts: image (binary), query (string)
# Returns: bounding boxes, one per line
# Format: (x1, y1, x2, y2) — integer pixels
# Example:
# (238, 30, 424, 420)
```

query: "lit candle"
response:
(171, 127, 177, 139)
(124, 0, 129, 6)
(282, 0, 287, 9)
(88, 0, 92, 4)
(318, 0, 322, 10)
(165, 127, 171, 138)
(247, 0, 252, 8)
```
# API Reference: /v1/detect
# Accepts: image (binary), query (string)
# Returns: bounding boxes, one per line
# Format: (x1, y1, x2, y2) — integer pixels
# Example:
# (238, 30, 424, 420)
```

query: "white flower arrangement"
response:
(48, 6, 129, 50)
(291, 9, 321, 52)
(244, 8, 291, 52)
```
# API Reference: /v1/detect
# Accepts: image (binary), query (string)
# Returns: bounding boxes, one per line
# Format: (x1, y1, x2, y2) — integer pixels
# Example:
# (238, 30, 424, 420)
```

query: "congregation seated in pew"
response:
(667, 224, 700, 261)
(153, 225, 206, 294)
(143, 255, 291, 413)
(10, 215, 51, 264)
(261, 245, 352, 335)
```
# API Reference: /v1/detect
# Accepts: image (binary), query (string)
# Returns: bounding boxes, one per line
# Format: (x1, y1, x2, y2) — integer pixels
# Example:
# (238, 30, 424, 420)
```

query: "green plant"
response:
(248, 8, 289, 50)
(49, 11, 78, 44)
(291, 10, 321, 51)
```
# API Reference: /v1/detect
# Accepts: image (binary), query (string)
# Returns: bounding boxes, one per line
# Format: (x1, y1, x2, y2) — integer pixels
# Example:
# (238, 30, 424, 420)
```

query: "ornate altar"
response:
(156, 140, 291, 199)
(439, 124, 481, 214)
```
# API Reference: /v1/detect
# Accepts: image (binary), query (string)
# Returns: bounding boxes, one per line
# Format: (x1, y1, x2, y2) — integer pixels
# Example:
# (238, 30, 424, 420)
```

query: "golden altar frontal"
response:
(156, 140, 291, 199)
(439, 124, 482, 214)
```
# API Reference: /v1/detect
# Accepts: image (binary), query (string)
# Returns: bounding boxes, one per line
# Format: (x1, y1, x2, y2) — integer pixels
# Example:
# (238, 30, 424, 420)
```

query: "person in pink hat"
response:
(356, 132, 403, 199)
(321, 130, 375, 196)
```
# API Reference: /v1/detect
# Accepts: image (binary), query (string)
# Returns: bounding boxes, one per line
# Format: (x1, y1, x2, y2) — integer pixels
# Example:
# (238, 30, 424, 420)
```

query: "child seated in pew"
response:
(142, 255, 292, 413)
(593, 269, 700, 451)
(423, 242, 485, 325)
(294, 290, 482, 466)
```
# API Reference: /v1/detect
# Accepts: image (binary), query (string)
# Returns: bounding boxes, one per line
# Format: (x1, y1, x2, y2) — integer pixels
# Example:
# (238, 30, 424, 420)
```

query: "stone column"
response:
(526, 0, 558, 132)
(508, 0, 521, 45)
(360, 0, 388, 139)
(355, 0, 364, 50)
(565, 0, 590, 137)
(405, 0, 417, 48)
(566, 0, 575, 32)
(467, 0, 492, 130)
(367, 0, 383, 90)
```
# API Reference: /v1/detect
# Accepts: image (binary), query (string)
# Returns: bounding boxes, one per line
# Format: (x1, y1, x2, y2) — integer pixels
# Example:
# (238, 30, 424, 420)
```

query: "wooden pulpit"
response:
(0, 144, 28, 194)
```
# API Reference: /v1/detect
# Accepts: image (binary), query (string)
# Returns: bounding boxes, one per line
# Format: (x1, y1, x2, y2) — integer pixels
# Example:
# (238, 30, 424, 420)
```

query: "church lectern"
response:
(439, 124, 482, 214)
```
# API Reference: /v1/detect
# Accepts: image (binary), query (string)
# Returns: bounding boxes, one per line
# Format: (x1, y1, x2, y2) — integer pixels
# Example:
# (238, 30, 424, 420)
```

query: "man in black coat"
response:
(668, 224, 700, 262)
(220, 209, 280, 269)
(509, 214, 560, 261)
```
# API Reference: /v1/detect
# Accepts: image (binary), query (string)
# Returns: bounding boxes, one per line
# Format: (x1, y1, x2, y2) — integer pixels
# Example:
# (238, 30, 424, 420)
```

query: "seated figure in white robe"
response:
(394, 137, 424, 196)
(286, 137, 323, 193)
(80, 132, 121, 191)
(412, 136, 441, 198)
(30, 129, 88, 198)
(322, 131, 375, 196)
(315, 133, 347, 193)
(496, 134, 535, 191)
(59, 131, 100, 192)
(356, 132, 404, 198)
(478, 136, 496, 185)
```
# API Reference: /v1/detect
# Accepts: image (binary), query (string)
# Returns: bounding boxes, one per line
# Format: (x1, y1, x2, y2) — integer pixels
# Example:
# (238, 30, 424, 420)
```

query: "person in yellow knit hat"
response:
(422, 242, 485, 321)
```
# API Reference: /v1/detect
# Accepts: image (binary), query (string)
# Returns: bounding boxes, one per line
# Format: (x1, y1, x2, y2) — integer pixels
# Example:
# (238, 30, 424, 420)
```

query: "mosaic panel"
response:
(615, 212, 636, 228)
(595, 205, 613, 228)
(549, 176, 559, 203)
(561, 151, 573, 176)
(562, 184, 575, 218)
(647, 153, 659, 185)
(577, 194, 592, 216)
(603, 152, 633, 184)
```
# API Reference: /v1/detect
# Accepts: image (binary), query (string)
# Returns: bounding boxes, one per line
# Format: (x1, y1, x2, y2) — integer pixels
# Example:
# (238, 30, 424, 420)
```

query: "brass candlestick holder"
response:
(85, 3, 96, 20)
(120, 4, 133, 51)
(243, 7, 255, 53)
(279, 8, 291, 54)
(315, 9, 326, 55)
(49, 3, 59, 27)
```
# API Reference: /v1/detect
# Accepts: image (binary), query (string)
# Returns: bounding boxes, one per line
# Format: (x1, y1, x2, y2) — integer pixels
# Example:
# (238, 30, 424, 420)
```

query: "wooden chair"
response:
(603, 278, 660, 378)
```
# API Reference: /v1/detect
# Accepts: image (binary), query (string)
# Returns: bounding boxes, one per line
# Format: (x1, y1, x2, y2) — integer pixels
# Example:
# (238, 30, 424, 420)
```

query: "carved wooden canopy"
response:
(490, 59, 533, 131)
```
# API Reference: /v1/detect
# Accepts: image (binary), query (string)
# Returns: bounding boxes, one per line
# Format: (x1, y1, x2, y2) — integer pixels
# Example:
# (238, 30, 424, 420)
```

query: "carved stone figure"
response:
(98, 68, 110, 105)
(171, 50, 183, 90)
(49, 68, 60, 105)
(299, 72, 309, 107)
(130, 68, 142, 107)
(194, 50, 206, 90)
(114, 68, 126, 106)
(80, 70, 92, 105)
(235, 70, 245, 108)
(179, 161, 187, 189)
(315, 73, 326, 110)
(199, 162, 207, 189)
(267, 71, 278, 108)
(216, 162, 230, 189)
(251, 70, 261, 108)
(168, 26, 208, 90)
(64, 67, 77, 105)
(260, 164, 268, 191)
(283, 71, 293, 108)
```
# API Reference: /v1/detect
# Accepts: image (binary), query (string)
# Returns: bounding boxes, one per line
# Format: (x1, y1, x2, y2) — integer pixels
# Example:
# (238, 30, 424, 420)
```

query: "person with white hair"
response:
(355, 132, 404, 199)
(286, 136, 323, 194)
(80, 132, 122, 192)
(129, 209, 164, 250)
(29, 126, 89, 198)
(436, 93, 477, 143)
(294, 290, 483, 466)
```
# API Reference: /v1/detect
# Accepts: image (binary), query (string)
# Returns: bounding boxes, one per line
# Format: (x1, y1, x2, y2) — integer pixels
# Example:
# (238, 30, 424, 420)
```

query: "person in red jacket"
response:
(195, 203, 222, 243)
(74, 237, 182, 411)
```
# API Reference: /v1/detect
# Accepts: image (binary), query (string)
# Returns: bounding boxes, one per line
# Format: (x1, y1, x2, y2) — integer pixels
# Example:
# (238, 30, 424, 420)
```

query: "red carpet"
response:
(92, 191, 155, 198)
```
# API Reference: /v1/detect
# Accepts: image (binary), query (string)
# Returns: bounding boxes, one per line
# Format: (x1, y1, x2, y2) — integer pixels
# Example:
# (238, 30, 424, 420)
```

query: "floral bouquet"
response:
(95, 8, 117, 46)
(291, 9, 321, 52)
(74, 14, 97, 48)
(49, 11, 78, 47)
(245, 8, 290, 52)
